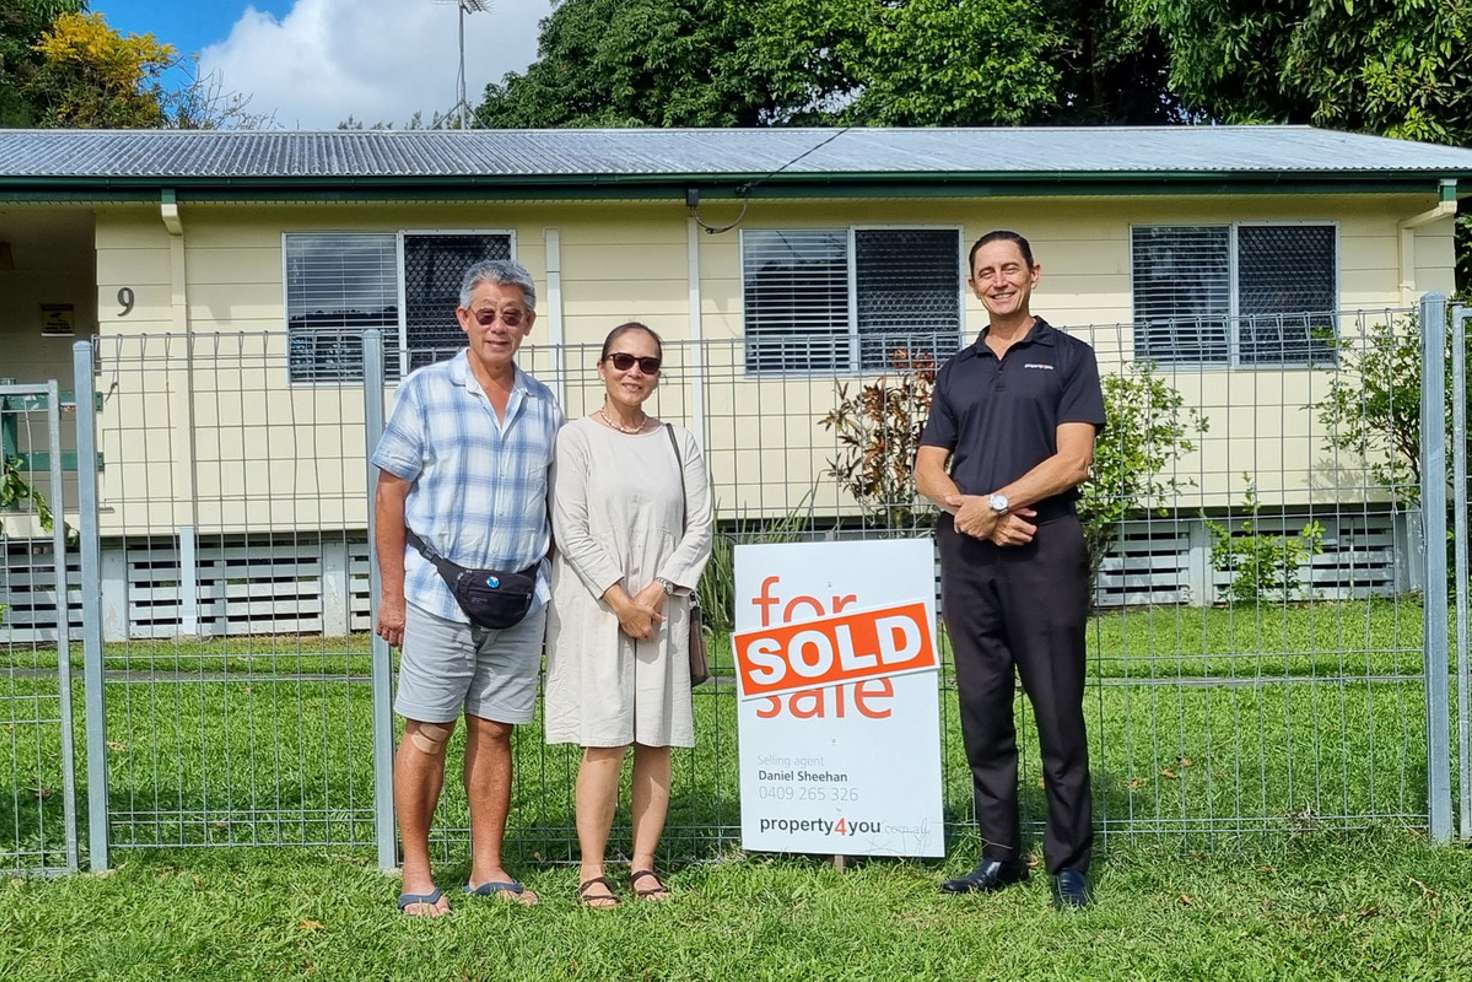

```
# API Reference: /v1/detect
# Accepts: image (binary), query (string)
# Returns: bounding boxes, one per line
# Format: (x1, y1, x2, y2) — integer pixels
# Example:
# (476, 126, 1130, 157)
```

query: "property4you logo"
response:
(757, 816, 884, 838)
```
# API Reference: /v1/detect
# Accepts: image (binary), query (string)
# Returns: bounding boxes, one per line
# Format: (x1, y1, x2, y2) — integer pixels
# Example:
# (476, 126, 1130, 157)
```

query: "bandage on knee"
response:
(410, 722, 452, 755)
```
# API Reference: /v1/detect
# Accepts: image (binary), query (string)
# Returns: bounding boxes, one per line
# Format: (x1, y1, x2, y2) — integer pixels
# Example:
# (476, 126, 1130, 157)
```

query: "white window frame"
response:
(739, 223, 966, 376)
(1128, 220, 1340, 370)
(282, 227, 518, 385)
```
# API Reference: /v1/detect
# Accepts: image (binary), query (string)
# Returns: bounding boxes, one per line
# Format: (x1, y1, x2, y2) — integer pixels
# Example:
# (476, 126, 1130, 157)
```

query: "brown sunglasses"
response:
(606, 352, 661, 374)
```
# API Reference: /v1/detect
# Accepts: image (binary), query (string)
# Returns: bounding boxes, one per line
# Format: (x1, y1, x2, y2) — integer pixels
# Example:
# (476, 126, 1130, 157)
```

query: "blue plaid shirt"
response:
(371, 350, 563, 624)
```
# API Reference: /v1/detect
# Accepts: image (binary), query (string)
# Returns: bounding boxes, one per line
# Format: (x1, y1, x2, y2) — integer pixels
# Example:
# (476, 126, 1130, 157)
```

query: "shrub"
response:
(818, 347, 937, 530)
(1078, 362, 1208, 582)
(1204, 478, 1325, 606)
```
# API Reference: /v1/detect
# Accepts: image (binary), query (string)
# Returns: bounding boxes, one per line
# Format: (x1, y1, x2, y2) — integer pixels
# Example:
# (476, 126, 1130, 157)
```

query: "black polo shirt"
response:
(920, 317, 1106, 517)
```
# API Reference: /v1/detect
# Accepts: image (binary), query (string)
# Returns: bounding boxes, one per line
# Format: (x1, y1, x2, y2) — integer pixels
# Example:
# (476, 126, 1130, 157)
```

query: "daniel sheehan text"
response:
(758, 769, 851, 783)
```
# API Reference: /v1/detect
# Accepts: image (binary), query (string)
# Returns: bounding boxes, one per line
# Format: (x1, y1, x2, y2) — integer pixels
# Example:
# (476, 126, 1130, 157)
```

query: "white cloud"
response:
(199, 0, 552, 129)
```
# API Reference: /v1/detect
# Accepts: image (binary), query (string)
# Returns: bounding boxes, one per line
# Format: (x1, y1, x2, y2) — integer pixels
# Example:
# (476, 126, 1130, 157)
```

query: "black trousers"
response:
(937, 511, 1093, 874)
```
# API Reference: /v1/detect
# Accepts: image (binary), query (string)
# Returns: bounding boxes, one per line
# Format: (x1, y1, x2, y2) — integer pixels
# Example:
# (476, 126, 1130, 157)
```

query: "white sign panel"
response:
(733, 538, 945, 856)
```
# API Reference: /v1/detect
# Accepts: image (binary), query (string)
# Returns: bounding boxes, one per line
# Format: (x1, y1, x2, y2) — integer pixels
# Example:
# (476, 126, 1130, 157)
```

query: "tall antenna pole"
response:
(434, 0, 491, 129)
(457, 2, 467, 129)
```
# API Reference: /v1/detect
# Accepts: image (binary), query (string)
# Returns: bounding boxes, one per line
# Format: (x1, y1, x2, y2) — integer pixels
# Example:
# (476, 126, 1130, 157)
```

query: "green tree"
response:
(1121, 0, 1471, 143)
(477, 0, 816, 127)
(0, 0, 86, 126)
(477, 0, 1177, 128)
(1122, 0, 1472, 293)
(840, 0, 1174, 126)
(25, 10, 174, 128)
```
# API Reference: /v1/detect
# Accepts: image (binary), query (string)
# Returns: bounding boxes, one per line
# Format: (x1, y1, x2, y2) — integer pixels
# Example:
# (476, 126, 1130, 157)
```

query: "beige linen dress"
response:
(544, 417, 714, 748)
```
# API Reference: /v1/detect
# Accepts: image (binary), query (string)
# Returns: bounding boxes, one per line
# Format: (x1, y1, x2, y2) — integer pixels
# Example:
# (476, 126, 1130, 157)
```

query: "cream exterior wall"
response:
(0, 205, 94, 537)
(85, 194, 1457, 534)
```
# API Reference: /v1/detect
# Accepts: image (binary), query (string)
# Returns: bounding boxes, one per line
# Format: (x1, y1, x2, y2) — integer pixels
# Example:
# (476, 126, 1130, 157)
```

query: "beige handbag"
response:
(665, 424, 710, 686)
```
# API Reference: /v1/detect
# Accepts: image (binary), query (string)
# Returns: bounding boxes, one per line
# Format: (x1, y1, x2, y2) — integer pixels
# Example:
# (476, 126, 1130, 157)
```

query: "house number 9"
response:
(117, 287, 135, 317)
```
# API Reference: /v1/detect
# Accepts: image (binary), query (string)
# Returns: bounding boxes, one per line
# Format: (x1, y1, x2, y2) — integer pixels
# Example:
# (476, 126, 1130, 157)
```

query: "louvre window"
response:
(744, 228, 962, 373)
(285, 231, 514, 382)
(1131, 226, 1231, 364)
(285, 233, 398, 383)
(1131, 224, 1336, 366)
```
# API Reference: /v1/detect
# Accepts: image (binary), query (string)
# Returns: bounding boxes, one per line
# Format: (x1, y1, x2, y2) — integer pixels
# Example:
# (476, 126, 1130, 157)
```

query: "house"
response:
(0, 125, 1468, 635)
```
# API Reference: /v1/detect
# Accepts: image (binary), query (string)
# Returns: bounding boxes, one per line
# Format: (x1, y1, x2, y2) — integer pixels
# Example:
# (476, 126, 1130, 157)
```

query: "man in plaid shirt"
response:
(371, 259, 562, 916)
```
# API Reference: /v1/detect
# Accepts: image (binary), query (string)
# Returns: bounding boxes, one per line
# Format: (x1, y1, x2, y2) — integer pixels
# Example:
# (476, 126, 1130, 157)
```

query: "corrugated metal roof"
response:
(1, 126, 1471, 182)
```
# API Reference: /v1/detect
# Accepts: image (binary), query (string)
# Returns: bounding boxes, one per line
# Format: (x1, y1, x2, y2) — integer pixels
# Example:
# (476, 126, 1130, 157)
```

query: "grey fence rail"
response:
(3, 297, 1466, 874)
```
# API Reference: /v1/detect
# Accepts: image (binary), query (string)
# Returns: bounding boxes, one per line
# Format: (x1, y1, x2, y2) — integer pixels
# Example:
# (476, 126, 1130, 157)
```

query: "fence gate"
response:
(1453, 302, 1472, 841)
(0, 381, 79, 876)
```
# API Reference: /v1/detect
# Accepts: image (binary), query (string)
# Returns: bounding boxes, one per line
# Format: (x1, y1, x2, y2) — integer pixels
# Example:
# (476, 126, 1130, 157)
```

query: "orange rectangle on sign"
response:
(731, 601, 938, 699)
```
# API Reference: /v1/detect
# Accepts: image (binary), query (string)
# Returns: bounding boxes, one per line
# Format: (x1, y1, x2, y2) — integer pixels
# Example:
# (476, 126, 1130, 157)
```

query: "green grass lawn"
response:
(0, 598, 1461, 978)
(4, 833, 1472, 980)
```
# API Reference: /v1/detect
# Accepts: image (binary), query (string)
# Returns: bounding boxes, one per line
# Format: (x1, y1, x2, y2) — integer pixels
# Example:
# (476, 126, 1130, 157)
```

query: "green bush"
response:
(1079, 361, 1208, 582)
(1204, 478, 1325, 606)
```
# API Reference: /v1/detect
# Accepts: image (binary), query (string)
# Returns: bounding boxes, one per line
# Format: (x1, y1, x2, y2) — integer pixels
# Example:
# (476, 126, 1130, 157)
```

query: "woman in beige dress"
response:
(545, 322, 713, 908)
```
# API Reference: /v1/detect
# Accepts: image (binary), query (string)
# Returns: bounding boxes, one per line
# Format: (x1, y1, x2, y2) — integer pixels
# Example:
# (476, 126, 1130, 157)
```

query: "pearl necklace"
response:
(597, 407, 648, 434)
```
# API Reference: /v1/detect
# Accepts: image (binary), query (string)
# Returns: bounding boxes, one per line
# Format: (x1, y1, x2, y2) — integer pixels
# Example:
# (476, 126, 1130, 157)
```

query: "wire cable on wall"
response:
(690, 126, 853, 235)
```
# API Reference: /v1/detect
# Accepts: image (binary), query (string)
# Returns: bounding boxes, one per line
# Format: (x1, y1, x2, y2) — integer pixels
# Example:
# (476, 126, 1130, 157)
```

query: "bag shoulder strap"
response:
(665, 423, 688, 534)
(404, 528, 459, 579)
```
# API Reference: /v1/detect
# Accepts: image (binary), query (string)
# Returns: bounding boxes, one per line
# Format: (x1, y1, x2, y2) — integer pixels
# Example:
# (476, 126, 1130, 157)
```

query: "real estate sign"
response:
(732, 538, 945, 856)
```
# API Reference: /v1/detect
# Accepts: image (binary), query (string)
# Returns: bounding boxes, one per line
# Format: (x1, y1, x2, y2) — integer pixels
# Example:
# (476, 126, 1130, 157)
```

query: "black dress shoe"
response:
(940, 858, 1028, 894)
(1051, 869, 1092, 908)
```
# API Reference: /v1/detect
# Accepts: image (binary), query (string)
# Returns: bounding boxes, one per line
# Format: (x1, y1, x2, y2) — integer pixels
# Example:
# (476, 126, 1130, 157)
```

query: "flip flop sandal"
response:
(397, 886, 446, 915)
(629, 869, 671, 900)
(464, 880, 525, 899)
(578, 875, 620, 908)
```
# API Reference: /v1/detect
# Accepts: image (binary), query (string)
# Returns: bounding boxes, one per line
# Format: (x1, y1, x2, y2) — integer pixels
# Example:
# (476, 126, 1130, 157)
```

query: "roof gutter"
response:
(1398, 179, 1459, 302)
(0, 170, 1467, 203)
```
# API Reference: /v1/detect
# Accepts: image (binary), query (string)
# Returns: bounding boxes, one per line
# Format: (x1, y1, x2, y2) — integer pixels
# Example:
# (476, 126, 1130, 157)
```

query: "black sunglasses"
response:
(473, 307, 526, 327)
(607, 352, 661, 374)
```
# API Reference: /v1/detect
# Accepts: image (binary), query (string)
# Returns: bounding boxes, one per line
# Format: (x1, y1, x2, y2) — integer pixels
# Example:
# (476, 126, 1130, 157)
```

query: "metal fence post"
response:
(363, 332, 397, 871)
(1453, 304, 1470, 840)
(72, 341, 108, 870)
(45, 380, 79, 872)
(1421, 292, 1452, 843)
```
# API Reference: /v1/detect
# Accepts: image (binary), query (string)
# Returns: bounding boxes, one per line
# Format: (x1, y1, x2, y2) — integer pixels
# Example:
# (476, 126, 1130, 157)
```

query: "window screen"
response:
(285, 233, 398, 382)
(855, 229, 962, 370)
(402, 232, 513, 373)
(1237, 224, 1336, 365)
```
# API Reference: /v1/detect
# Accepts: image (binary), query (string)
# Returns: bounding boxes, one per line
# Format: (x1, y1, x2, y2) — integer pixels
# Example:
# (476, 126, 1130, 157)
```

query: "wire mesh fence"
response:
(0, 382, 78, 876)
(6, 300, 1461, 871)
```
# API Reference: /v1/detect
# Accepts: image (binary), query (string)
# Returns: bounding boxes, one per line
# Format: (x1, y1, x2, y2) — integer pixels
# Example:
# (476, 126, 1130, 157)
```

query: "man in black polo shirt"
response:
(915, 230, 1106, 909)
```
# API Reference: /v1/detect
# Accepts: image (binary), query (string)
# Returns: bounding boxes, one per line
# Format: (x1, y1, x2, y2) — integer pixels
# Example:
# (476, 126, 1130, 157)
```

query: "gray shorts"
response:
(394, 601, 546, 725)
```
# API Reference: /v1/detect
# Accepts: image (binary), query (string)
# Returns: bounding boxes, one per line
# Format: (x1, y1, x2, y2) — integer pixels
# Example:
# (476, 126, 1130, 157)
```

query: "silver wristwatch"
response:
(988, 493, 1010, 514)
(656, 576, 676, 596)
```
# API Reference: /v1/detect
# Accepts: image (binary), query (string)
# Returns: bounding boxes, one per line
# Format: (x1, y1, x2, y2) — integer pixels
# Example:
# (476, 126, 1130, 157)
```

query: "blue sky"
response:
(88, 1, 549, 128)
(96, 2, 296, 59)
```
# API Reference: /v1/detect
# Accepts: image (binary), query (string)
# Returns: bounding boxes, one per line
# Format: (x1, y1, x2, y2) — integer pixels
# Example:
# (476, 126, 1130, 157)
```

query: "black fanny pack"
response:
(405, 529, 538, 630)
